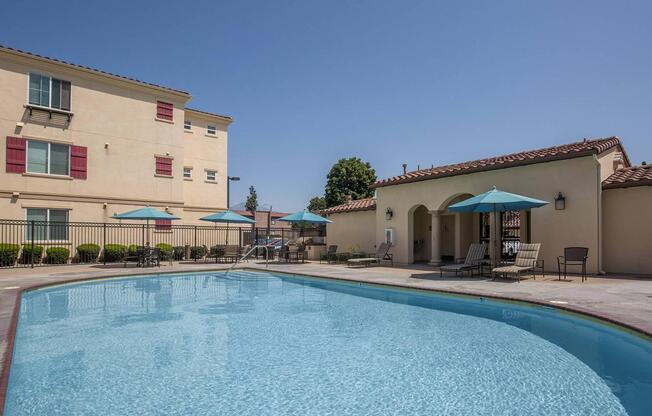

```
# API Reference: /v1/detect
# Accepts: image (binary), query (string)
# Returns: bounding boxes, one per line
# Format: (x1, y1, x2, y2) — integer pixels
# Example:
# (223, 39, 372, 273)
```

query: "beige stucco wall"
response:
(0, 48, 229, 224)
(376, 155, 603, 273)
(602, 186, 652, 275)
(325, 210, 376, 254)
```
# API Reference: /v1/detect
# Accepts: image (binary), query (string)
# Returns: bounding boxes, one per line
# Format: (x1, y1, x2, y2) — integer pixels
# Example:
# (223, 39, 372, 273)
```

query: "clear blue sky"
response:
(2, 0, 651, 211)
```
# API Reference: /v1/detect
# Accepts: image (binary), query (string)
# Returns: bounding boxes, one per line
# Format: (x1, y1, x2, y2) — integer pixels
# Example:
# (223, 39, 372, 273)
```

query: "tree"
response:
(307, 196, 327, 213)
(324, 157, 376, 207)
(245, 186, 258, 214)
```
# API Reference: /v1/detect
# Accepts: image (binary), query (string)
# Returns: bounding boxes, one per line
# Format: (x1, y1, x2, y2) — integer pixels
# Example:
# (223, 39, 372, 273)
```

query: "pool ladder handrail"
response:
(226, 245, 269, 275)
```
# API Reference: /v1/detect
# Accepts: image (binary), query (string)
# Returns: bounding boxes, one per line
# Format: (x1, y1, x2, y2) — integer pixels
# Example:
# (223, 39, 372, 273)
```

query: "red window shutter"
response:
(70, 145, 88, 179)
(6, 136, 26, 173)
(155, 219, 172, 230)
(156, 101, 174, 121)
(155, 156, 173, 176)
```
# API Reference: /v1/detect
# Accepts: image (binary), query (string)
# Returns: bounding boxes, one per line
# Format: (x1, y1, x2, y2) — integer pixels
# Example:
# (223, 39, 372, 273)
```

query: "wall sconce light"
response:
(104, 142, 109, 149)
(385, 208, 394, 220)
(102, 202, 108, 209)
(554, 192, 566, 210)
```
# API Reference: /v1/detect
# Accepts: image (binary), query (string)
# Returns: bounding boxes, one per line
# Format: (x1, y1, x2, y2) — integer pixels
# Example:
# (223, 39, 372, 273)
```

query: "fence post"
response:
(193, 225, 197, 262)
(103, 223, 107, 265)
(30, 220, 35, 268)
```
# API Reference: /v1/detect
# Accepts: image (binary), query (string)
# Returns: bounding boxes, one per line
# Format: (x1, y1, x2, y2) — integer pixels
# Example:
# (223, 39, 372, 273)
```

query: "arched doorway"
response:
(439, 194, 475, 261)
(411, 205, 431, 263)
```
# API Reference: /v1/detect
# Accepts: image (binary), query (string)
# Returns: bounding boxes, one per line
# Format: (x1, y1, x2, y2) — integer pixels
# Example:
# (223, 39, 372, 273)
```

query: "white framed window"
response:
(25, 208, 69, 241)
(27, 140, 70, 176)
(207, 125, 217, 135)
(184, 120, 192, 130)
(28, 73, 71, 111)
(384, 228, 394, 245)
(183, 167, 193, 179)
(206, 170, 217, 182)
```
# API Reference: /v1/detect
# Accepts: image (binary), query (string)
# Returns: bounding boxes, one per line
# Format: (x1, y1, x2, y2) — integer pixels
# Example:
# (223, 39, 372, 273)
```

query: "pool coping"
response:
(1, 265, 651, 414)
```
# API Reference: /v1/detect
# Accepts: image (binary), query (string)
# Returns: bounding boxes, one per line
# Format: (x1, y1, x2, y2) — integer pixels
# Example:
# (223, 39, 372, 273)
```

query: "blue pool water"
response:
(5, 271, 652, 415)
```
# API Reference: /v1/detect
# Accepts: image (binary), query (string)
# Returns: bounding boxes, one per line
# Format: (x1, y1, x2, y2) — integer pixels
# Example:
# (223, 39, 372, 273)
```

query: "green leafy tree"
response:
(324, 157, 376, 207)
(307, 196, 327, 213)
(245, 186, 258, 214)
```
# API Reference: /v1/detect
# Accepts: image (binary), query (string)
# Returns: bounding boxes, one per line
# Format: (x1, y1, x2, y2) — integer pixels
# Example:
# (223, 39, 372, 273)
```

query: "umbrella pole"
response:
(226, 222, 229, 246)
(491, 210, 499, 269)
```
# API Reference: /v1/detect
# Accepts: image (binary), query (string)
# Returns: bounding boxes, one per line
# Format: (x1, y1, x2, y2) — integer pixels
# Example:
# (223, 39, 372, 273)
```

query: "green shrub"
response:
(76, 244, 101, 263)
(190, 245, 207, 260)
(45, 247, 70, 264)
(128, 244, 139, 256)
(172, 246, 185, 261)
(155, 243, 172, 260)
(103, 244, 128, 262)
(20, 245, 44, 264)
(336, 252, 352, 263)
(0, 244, 20, 267)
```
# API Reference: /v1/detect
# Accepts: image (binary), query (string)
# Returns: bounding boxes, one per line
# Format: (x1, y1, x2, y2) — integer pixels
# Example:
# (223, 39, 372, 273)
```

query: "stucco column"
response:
(428, 210, 442, 265)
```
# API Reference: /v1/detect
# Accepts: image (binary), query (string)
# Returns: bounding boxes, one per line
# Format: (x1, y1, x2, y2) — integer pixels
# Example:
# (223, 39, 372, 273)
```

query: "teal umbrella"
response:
(278, 210, 332, 244)
(200, 210, 255, 245)
(112, 207, 180, 245)
(448, 187, 548, 268)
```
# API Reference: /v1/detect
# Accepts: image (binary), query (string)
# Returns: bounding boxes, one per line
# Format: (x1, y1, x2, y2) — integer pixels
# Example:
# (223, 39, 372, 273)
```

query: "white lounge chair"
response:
(439, 243, 487, 277)
(347, 243, 393, 267)
(492, 243, 541, 281)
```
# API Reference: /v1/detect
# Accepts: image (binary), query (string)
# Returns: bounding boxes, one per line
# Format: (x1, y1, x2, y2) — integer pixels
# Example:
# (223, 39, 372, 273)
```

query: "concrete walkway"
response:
(0, 260, 651, 405)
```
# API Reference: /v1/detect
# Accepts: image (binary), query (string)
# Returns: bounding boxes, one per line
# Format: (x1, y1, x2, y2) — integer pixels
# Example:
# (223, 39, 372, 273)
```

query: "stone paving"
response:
(0, 260, 651, 403)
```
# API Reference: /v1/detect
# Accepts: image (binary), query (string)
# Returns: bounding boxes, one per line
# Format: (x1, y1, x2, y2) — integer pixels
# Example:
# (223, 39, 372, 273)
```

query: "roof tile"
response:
(602, 165, 652, 189)
(321, 198, 376, 215)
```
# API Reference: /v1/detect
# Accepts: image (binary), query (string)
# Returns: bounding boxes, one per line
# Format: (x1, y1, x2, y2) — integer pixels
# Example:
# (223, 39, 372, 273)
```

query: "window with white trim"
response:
(28, 73, 71, 110)
(207, 125, 216, 135)
(206, 170, 216, 182)
(25, 208, 69, 241)
(183, 167, 192, 179)
(184, 120, 192, 130)
(27, 140, 70, 176)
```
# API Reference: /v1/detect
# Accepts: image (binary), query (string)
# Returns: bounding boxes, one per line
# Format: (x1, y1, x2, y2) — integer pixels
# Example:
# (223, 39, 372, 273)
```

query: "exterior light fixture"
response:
(554, 192, 566, 210)
(227, 176, 241, 209)
(385, 208, 394, 220)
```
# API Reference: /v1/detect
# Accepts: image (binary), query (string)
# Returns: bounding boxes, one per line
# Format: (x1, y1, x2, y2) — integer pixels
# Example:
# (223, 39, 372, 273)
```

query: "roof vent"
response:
(402, 163, 407, 174)
(613, 152, 625, 171)
(642, 161, 647, 166)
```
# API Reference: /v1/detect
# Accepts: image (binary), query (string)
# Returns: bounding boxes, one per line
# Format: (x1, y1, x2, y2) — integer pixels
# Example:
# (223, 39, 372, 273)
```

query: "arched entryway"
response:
(411, 205, 432, 263)
(438, 194, 475, 262)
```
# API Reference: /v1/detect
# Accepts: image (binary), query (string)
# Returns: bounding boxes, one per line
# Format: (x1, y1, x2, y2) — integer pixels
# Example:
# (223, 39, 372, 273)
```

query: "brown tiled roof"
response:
(185, 107, 233, 122)
(321, 198, 376, 215)
(372, 137, 628, 188)
(0, 44, 190, 96)
(602, 165, 652, 189)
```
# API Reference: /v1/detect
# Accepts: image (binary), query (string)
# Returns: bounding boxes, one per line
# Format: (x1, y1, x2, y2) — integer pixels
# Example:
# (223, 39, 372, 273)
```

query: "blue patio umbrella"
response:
(448, 187, 548, 267)
(112, 207, 180, 245)
(200, 210, 255, 245)
(278, 210, 332, 244)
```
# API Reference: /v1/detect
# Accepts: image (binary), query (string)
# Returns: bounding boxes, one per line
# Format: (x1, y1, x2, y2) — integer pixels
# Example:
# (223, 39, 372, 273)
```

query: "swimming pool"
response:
(4, 270, 652, 415)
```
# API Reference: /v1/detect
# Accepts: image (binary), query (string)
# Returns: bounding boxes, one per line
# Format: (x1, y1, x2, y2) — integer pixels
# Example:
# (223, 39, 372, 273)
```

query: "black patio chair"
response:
(557, 247, 589, 282)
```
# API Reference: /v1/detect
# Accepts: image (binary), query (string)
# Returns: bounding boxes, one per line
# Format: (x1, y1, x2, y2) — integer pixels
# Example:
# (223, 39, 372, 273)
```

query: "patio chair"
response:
(122, 246, 146, 268)
(557, 247, 589, 282)
(439, 243, 487, 278)
(492, 243, 541, 282)
(320, 245, 338, 264)
(347, 243, 393, 268)
(144, 248, 161, 267)
(205, 245, 226, 263)
(287, 244, 305, 263)
(223, 245, 242, 263)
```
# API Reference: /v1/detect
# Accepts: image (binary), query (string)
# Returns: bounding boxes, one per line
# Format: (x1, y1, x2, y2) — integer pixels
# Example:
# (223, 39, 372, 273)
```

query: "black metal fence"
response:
(0, 219, 323, 268)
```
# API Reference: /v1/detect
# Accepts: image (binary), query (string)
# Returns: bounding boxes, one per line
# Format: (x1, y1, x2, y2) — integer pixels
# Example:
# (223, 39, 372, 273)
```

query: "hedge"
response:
(20, 245, 43, 264)
(172, 246, 185, 261)
(45, 247, 70, 264)
(0, 244, 20, 267)
(77, 244, 101, 263)
(155, 243, 172, 261)
(103, 244, 128, 262)
(190, 245, 207, 260)
(128, 244, 139, 257)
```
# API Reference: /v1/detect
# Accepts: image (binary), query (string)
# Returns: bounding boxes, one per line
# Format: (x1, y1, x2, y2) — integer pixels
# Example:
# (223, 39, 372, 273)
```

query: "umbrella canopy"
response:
(448, 187, 548, 269)
(277, 210, 332, 224)
(112, 207, 180, 220)
(447, 186, 548, 213)
(200, 210, 255, 224)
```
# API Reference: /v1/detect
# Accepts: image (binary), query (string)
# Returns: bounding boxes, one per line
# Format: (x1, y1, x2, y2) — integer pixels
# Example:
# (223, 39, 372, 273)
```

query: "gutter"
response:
(594, 154, 606, 275)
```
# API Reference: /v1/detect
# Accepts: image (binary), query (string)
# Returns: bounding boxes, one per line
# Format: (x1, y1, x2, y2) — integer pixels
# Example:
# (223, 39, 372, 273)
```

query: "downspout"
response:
(594, 154, 606, 275)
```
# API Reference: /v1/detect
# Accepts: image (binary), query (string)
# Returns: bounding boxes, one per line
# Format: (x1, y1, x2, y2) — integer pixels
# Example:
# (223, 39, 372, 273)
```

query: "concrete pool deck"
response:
(0, 261, 651, 411)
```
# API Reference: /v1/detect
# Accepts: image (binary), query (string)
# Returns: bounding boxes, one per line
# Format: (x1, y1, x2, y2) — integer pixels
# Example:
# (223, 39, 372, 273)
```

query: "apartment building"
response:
(0, 45, 232, 226)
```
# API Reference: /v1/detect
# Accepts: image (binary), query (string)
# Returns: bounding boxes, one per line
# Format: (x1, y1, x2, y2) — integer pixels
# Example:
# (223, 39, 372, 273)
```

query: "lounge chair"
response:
(347, 243, 393, 268)
(439, 243, 487, 277)
(557, 247, 589, 282)
(223, 245, 242, 263)
(492, 243, 541, 281)
(205, 245, 226, 263)
(320, 245, 338, 264)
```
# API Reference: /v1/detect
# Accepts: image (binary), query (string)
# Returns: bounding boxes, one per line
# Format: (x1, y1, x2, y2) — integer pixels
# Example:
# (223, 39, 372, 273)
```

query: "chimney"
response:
(402, 163, 407, 175)
(612, 152, 625, 171)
